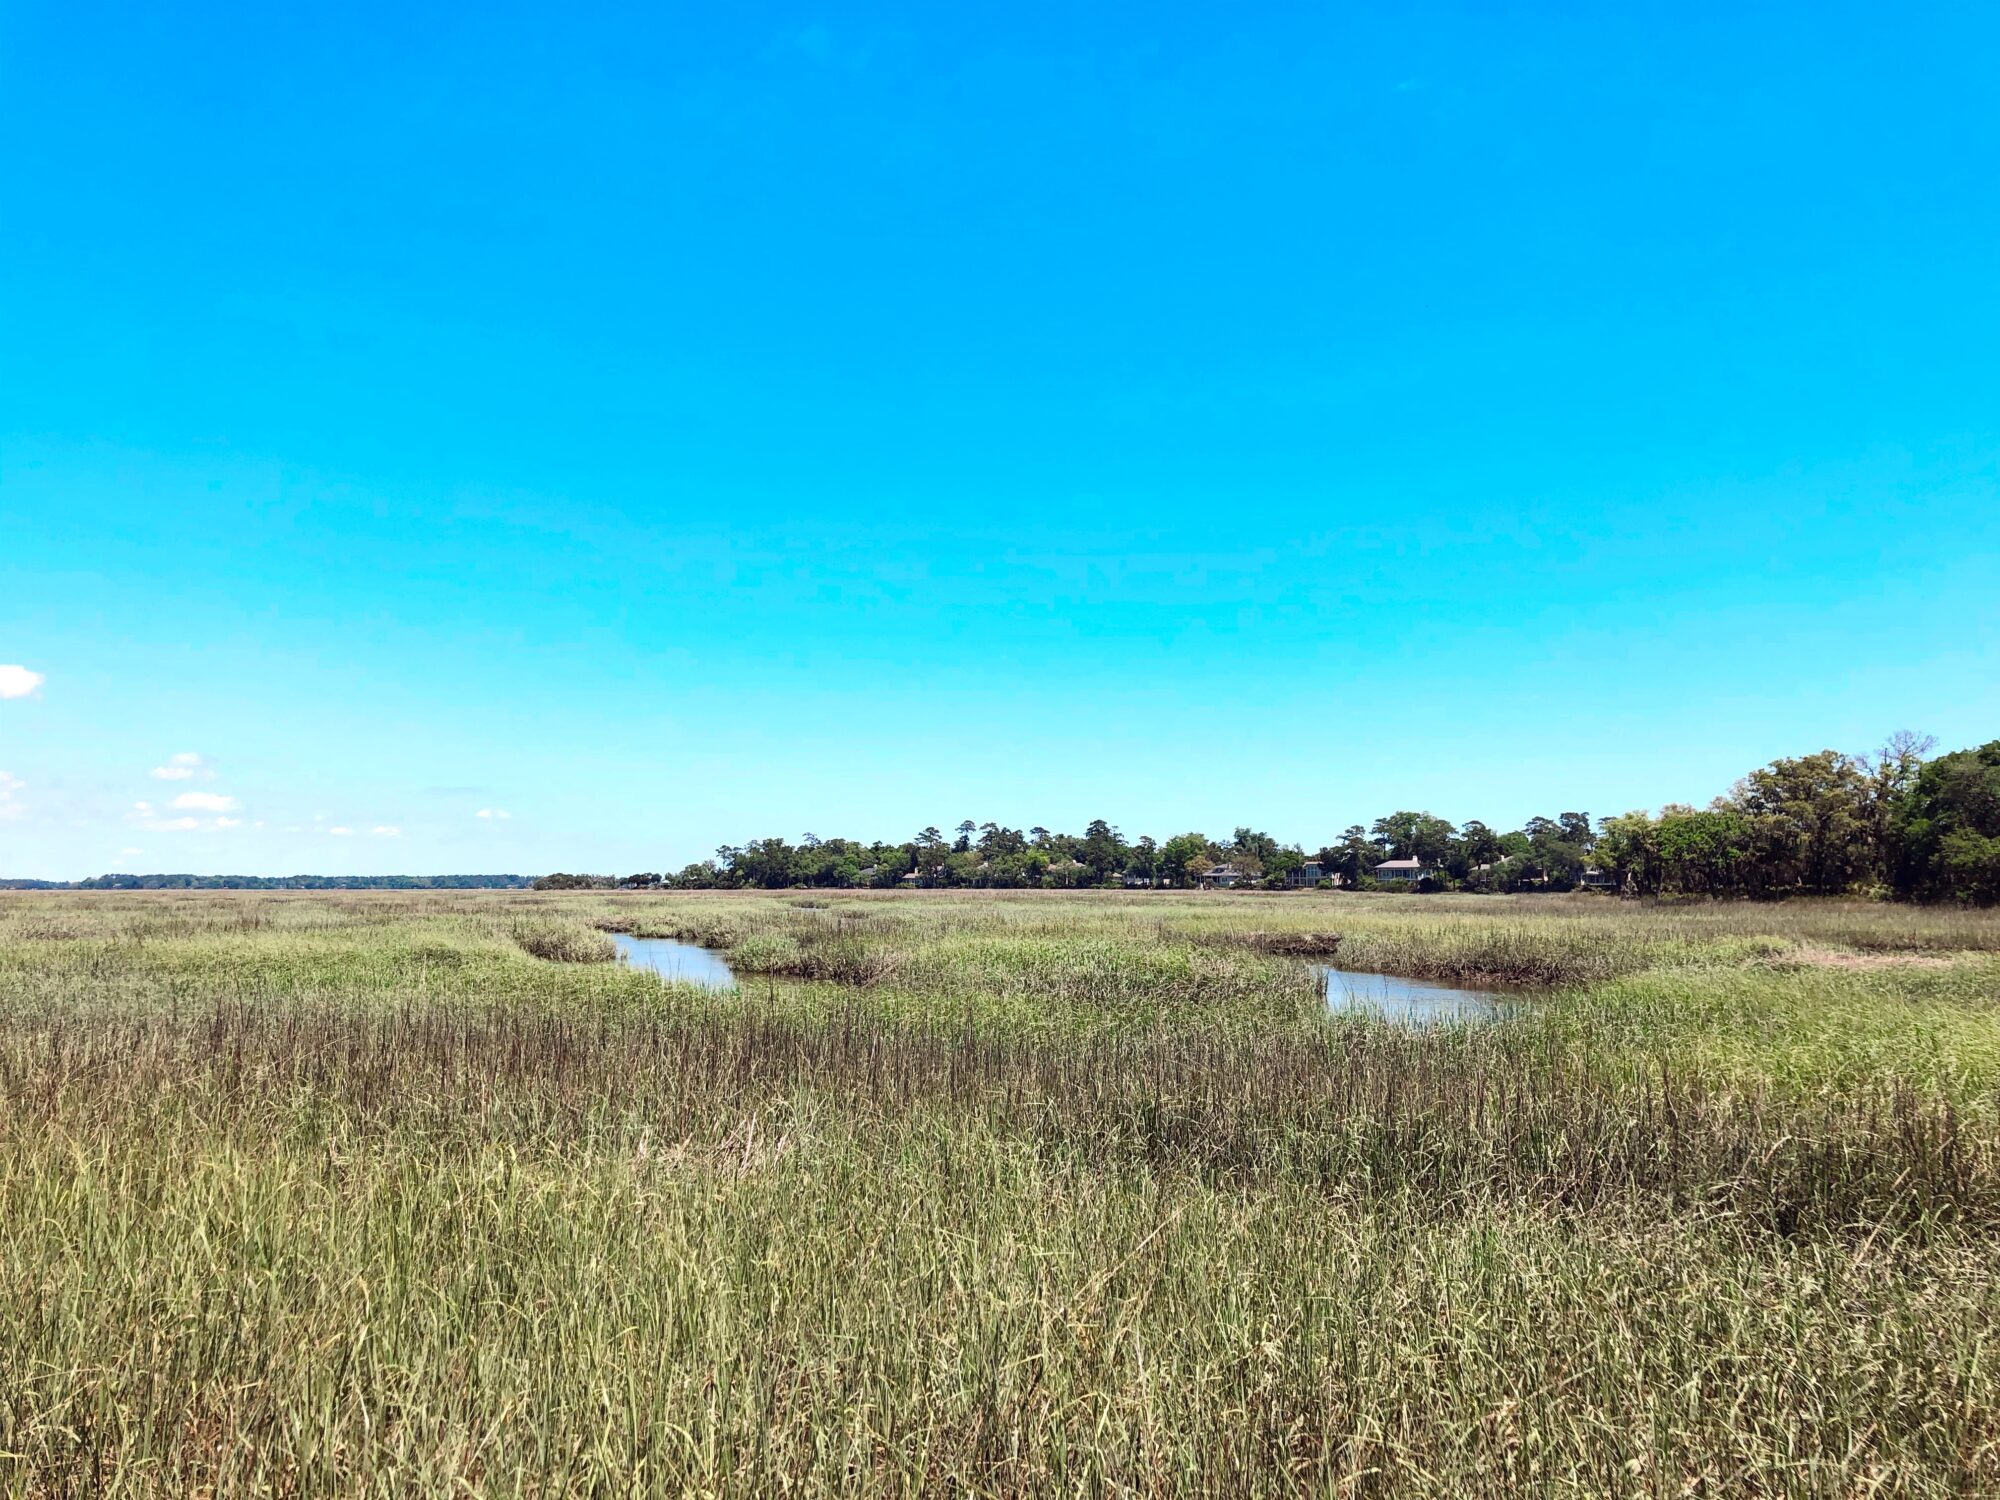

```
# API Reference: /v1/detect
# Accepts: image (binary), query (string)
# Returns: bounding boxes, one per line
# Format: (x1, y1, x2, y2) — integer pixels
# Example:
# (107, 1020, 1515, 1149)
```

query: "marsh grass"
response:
(1, 889, 1998, 1495)
(1192, 928, 1347, 957)
(510, 918, 618, 964)
(728, 922, 895, 985)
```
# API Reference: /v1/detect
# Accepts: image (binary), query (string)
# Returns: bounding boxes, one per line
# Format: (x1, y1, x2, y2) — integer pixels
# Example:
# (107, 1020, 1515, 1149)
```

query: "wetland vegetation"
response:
(1, 887, 1996, 1495)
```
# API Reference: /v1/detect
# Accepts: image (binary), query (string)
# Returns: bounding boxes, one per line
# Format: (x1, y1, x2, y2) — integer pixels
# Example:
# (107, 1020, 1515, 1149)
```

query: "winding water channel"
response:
(609, 932, 1506, 1022)
(1311, 965, 1504, 1024)
(609, 933, 738, 989)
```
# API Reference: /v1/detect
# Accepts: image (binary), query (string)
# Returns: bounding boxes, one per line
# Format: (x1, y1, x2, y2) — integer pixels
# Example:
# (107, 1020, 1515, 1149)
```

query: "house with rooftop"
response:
(1372, 857, 1428, 884)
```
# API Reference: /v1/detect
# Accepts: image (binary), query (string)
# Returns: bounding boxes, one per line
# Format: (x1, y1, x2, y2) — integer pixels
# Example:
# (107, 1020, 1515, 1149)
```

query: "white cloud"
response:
(475, 807, 512, 820)
(370, 825, 402, 837)
(150, 752, 212, 781)
(119, 847, 142, 856)
(128, 797, 240, 833)
(171, 791, 238, 813)
(0, 769, 23, 820)
(327, 826, 354, 836)
(0, 665, 45, 700)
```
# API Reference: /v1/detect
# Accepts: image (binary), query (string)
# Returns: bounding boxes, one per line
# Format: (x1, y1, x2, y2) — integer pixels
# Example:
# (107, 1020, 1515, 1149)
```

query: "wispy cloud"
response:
(171, 791, 238, 813)
(150, 752, 213, 781)
(0, 770, 23, 820)
(0, 665, 45, 700)
(370, 825, 402, 837)
(475, 807, 513, 820)
(128, 797, 242, 832)
(327, 826, 354, 836)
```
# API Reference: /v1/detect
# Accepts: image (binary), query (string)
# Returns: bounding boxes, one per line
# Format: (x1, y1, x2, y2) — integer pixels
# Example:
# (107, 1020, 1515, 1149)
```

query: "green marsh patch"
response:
(2, 887, 1998, 1495)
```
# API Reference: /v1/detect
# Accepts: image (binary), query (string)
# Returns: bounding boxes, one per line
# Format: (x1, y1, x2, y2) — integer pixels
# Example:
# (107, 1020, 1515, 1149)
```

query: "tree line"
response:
(544, 732, 1995, 906)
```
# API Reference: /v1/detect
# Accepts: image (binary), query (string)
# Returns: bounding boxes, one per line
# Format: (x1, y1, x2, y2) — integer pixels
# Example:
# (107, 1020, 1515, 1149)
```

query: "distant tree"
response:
(624, 733, 1976, 904)
(1125, 835, 1160, 884)
(1453, 820, 1505, 879)
(910, 828, 948, 883)
(978, 822, 1027, 857)
(1867, 731, 1936, 881)
(1079, 818, 1128, 881)
(1889, 740, 2000, 904)
(1594, 811, 1659, 894)
(719, 837, 799, 889)
(1517, 814, 1589, 889)
(1728, 750, 1875, 895)
(1044, 855, 1089, 888)
(1229, 827, 1281, 867)
(1323, 826, 1374, 886)
(1370, 812, 1456, 866)
(1158, 832, 1211, 887)
(1654, 807, 1749, 895)
(533, 873, 613, 890)
(1263, 845, 1305, 888)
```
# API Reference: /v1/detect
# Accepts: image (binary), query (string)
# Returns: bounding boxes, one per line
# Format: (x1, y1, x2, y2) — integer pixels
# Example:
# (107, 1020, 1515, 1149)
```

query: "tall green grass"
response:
(0, 888, 1996, 1495)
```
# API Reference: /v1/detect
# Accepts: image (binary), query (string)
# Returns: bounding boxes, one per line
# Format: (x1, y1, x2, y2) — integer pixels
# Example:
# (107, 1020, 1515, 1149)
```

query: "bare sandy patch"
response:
(1782, 945, 1955, 971)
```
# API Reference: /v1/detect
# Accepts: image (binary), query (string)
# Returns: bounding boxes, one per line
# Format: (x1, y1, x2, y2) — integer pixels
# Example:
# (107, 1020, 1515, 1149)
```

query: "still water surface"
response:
(611, 933, 738, 989)
(1312, 966, 1503, 1024)
(608, 936, 1495, 1017)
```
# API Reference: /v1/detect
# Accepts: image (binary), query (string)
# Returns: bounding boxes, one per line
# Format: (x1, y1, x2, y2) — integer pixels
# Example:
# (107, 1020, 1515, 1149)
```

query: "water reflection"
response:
(611, 933, 737, 989)
(1312, 966, 1503, 1024)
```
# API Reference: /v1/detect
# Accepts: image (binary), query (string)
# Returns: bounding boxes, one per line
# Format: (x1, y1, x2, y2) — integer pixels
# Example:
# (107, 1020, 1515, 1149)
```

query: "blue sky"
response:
(3, 1, 1996, 878)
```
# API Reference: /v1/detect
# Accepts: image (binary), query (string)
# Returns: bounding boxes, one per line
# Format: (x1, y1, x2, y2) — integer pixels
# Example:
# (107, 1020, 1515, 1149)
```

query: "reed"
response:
(1, 887, 1997, 1496)
(510, 917, 618, 964)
